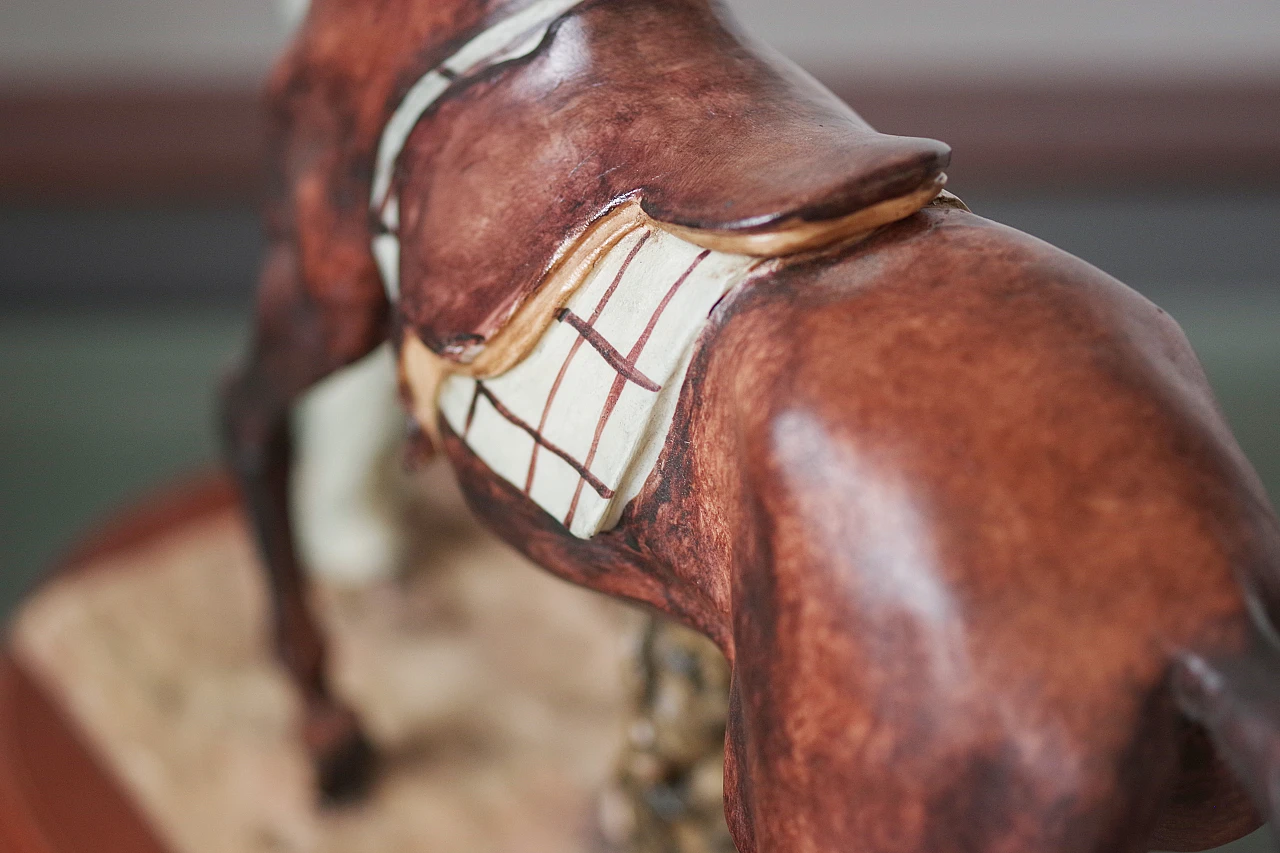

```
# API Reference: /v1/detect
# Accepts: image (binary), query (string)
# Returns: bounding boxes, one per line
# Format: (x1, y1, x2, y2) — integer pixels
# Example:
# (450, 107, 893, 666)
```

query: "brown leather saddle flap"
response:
(393, 0, 951, 361)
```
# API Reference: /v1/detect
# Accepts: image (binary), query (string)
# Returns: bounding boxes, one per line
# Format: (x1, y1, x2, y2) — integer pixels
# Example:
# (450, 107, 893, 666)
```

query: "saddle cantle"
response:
(378, 0, 951, 362)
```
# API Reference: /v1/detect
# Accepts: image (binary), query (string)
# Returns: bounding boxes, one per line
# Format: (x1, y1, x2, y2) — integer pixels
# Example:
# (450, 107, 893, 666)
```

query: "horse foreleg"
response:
(221, 243, 385, 801)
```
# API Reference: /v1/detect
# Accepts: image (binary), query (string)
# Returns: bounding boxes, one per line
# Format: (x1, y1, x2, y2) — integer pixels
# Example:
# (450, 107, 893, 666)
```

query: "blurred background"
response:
(0, 1, 1277, 846)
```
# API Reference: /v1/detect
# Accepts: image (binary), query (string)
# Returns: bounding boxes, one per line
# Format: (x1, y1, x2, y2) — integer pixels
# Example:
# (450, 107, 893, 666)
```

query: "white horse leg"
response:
(291, 343, 408, 585)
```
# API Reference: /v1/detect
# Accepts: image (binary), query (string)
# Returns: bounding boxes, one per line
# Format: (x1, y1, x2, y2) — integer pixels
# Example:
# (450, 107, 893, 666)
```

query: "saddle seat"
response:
(386, 0, 952, 364)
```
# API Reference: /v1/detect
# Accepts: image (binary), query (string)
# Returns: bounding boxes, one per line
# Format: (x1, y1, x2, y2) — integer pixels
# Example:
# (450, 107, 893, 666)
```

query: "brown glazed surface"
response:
(223, 0, 1280, 849)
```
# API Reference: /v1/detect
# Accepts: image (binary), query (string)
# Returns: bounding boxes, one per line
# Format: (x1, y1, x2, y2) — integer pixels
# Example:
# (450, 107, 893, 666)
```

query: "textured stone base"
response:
(11, 467, 642, 853)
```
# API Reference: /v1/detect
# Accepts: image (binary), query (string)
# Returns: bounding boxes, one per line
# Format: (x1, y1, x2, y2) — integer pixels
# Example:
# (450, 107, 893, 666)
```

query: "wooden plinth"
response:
(0, 478, 233, 853)
(0, 473, 640, 853)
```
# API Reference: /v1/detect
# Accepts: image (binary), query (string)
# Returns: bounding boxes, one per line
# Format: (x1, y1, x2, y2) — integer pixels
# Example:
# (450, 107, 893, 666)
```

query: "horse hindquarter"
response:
(684, 207, 1273, 853)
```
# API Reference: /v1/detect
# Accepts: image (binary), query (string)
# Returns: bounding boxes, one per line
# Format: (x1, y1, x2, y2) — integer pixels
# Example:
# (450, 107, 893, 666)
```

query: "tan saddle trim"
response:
(401, 177, 952, 448)
(401, 201, 649, 448)
(660, 173, 947, 256)
(467, 202, 651, 378)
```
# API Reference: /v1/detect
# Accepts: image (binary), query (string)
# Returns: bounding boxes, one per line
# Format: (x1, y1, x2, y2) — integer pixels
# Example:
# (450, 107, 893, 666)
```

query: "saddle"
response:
(380, 0, 952, 364)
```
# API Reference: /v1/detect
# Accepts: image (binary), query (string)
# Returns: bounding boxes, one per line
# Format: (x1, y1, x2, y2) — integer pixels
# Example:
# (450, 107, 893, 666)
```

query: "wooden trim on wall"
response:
(833, 77, 1280, 195)
(1, 78, 1277, 204)
(0, 88, 266, 205)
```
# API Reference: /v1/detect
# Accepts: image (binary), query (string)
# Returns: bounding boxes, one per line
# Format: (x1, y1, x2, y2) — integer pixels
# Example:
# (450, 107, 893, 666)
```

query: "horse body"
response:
(443, 205, 1274, 852)
(225, 0, 1280, 848)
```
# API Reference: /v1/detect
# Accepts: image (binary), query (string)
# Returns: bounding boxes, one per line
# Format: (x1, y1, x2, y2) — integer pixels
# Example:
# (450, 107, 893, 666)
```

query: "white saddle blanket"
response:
(438, 226, 759, 538)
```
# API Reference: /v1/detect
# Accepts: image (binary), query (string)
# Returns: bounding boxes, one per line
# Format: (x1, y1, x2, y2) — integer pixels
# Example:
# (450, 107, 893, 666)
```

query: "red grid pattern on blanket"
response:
(459, 228, 711, 527)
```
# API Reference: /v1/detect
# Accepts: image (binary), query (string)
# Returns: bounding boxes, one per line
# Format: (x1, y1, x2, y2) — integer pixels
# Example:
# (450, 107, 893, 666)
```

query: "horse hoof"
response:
(317, 727, 377, 804)
(304, 703, 378, 805)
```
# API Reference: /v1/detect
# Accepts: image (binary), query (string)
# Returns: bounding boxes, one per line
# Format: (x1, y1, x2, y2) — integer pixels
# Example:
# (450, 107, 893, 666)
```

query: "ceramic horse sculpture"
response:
(223, 0, 1280, 850)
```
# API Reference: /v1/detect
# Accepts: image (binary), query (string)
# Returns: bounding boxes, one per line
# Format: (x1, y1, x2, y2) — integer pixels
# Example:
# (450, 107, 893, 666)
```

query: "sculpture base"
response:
(1, 473, 641, 853)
